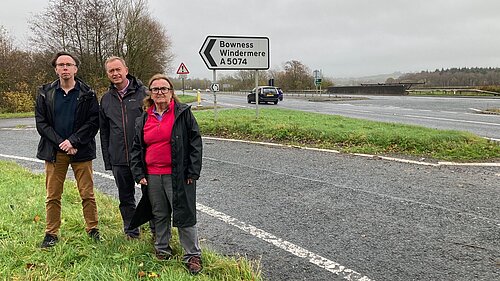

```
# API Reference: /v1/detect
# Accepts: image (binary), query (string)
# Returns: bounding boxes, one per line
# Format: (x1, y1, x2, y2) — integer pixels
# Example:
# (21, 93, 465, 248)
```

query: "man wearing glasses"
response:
(99, 56, 151, 239)
(35, 51, 100, 248)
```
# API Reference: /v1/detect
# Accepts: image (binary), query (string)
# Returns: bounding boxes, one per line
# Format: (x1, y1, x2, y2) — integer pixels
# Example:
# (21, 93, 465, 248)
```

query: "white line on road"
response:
(403, 114, 500, 126)
(204, 137, 500, 167)
(0, 153, 373, 281)
(198, 204, 373, 281)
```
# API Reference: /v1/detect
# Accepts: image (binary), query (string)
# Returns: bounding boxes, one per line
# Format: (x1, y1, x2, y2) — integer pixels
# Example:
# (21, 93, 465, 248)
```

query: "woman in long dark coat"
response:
(129, 73, 203, 275)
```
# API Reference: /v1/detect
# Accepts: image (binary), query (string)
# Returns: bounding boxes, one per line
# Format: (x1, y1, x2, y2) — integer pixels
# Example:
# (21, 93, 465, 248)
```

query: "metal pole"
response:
(319, 69, 322, 95)
(213, 70, 217, 121)
(182, 77, 185, 96)
(255, 69, 259, 118)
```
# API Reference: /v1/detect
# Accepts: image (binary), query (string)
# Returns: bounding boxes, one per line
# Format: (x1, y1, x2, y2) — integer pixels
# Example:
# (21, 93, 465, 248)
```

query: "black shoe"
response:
(88, 228, 101, 241)
(125, 234, 139, 240)
(40, 234, 58, 248)
(186, 256, 203, 275)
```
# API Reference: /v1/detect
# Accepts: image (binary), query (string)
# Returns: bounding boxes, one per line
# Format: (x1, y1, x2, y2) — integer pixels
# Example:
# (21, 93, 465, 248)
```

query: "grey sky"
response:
(1, 0, 500, 80)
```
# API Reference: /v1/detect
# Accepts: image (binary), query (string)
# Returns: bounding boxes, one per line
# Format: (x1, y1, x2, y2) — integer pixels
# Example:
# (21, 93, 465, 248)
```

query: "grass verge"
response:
(194, 108, 500, 162)
(0, 161, 261, 280)
(0, 112, 34, 119)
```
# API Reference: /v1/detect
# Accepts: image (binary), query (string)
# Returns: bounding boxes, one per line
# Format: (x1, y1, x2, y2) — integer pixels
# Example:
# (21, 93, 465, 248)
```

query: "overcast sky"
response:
(1, 0, 500, 80)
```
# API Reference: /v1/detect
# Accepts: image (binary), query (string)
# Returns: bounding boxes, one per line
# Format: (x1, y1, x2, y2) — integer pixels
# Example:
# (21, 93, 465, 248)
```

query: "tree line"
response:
(0, 0, 172, 98)
(387, 67, 500, 87)
(0, 0, 332, 99)
(176, 60, 334, 92)
(4, 0, 498, 106)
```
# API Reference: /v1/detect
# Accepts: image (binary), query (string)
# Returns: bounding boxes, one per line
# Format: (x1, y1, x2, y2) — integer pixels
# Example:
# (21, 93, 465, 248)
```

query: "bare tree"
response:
(29, 0, 174, 86)
(0, 26, 14, 92)
(276, 60, 314, 90)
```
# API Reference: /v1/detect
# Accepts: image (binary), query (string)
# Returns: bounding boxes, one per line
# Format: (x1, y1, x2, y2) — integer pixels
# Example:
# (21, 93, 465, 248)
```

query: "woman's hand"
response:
(139, 178, 148, 185)
(186, 178, 193, 185)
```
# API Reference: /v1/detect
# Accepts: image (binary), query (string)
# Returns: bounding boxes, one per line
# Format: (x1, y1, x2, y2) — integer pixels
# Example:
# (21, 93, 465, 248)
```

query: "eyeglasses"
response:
(56, 63, 76, 68)
(150, 87, 172, 94)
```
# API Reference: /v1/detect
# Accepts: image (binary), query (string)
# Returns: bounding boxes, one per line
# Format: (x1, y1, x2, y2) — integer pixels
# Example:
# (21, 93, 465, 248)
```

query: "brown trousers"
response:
(44, 152, 98, 235)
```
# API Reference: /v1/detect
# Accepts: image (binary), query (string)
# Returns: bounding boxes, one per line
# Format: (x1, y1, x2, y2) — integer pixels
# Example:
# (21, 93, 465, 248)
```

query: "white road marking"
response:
(0, 127, 36, 131)
(485, 137, 500, 143)
(198, 204, 373, 281)
(0, 154, 44, 163)
(0, 153, 373, 281)
(403, 114, 500, 126)
(204, 137, 500, 167)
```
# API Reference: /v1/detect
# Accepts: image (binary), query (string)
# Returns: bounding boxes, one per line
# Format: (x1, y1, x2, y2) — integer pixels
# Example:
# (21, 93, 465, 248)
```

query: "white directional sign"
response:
(199, 36, 269, 70)
(210, 83, 220, 92)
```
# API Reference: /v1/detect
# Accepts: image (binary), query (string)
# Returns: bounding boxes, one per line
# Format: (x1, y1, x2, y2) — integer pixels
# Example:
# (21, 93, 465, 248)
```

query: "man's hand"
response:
(139, 178, 148, 185)
(59, 139, 74, 152)
(67, 148, 78, 155)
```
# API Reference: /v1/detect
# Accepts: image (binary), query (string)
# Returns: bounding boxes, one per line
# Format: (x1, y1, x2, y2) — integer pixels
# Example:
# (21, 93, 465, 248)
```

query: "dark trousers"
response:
(112, 165, 139, 237)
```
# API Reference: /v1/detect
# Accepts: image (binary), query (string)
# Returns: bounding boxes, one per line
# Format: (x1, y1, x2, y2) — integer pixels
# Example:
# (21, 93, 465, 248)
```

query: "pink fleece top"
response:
(143, 101, 175, 175)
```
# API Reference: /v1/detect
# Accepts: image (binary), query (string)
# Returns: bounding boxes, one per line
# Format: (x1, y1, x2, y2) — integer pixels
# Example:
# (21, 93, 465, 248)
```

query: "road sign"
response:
(315, 78, 322, 86)
(313, 70, 321, 79)
(199, 36, 270, 70)
(176, 63, 189, 75)
(210, 83, 220, 92)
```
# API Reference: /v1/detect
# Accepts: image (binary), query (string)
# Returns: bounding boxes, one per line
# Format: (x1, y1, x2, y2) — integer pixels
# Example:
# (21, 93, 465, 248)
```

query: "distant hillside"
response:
(333, 72, 402, 86)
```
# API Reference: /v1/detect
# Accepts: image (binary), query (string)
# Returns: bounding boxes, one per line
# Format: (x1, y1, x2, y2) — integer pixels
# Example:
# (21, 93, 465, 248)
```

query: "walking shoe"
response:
(88, 228, 101, 241)
(186, 256, 202, 275)
(40, 234, 58, 248)
(155, 251, 172, 261)
(125, 234, 140, 240)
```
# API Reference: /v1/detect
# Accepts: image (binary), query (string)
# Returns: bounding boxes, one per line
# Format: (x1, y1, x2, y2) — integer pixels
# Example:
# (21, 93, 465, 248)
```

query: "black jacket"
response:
(35, 78, 99, 162)
(129, 101, 202, 228)
(99, 74, 147, 170)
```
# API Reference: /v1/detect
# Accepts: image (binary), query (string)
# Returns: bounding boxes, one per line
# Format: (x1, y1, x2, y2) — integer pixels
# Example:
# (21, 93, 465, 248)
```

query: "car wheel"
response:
(273, 100, 278, 104)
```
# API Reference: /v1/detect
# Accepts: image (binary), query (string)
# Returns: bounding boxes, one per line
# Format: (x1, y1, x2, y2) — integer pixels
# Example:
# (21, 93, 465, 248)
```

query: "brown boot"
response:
(186, 256, 202, 275)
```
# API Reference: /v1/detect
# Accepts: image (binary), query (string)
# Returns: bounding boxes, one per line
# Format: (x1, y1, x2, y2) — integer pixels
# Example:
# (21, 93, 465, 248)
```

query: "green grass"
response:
(178, 94, 198, 104)
(0, 161, 261, 280)
(0, 112, 34, 119)
(194, 108, 500, 161)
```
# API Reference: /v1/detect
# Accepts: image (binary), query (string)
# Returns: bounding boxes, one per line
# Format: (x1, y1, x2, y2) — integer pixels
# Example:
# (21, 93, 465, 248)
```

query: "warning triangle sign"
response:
(176, 63, 190, 75)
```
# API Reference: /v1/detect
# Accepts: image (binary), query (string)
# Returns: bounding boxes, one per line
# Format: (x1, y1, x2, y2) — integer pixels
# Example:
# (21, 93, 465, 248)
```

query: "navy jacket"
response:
(35, 78, 99, 162)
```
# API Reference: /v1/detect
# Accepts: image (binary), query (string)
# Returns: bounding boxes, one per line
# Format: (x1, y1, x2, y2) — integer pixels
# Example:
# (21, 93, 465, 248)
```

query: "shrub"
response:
(0, 92, 35, 113)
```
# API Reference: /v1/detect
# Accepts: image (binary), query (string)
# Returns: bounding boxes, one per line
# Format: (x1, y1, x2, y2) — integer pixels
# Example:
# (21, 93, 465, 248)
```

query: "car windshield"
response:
(263, 88, 277, 94)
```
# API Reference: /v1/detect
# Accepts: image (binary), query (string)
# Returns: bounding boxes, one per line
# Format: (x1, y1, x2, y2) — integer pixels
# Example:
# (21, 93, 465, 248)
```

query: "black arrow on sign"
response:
(204, 39, 217, 67)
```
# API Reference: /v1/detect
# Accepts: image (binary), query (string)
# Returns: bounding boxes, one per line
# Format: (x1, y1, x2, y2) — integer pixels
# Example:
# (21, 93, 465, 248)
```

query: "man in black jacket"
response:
(35, 51, 100, 248)
(99, 56, 148, 239)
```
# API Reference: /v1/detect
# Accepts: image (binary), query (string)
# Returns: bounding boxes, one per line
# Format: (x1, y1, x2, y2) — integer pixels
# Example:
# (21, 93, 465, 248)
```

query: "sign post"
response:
(199, 35, 270, 118)
(313, 69, 322, 95)
(212, 70, 217, 120)
(176, 63, 190, 95)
